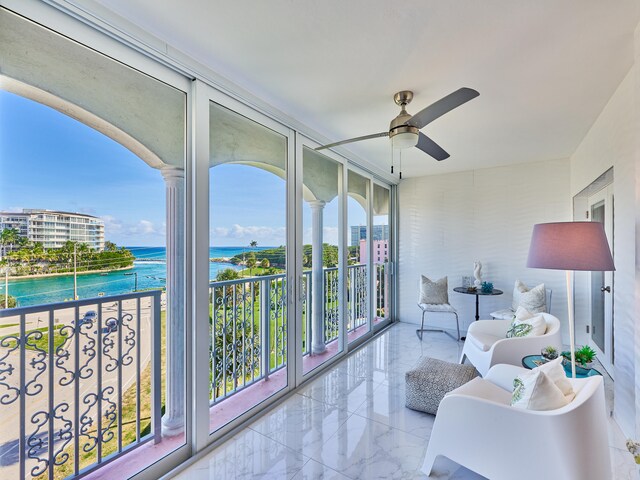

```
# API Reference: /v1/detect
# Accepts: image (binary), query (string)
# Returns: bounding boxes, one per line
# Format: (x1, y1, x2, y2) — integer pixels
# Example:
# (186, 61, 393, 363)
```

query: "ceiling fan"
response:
(316, 88, 479, 161)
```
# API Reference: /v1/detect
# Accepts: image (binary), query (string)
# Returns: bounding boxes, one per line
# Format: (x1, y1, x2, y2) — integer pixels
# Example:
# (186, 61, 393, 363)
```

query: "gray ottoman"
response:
(405, 357, 479, 414)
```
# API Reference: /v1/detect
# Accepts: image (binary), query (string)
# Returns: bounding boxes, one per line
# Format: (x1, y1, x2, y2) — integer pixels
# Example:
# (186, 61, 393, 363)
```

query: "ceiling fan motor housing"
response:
(389, 104, 419, 148)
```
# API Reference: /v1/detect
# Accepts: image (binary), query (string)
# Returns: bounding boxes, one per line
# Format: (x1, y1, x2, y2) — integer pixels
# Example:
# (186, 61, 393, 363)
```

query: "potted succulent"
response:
(541, 346, 559, 361)
(562, 345, 596, 373)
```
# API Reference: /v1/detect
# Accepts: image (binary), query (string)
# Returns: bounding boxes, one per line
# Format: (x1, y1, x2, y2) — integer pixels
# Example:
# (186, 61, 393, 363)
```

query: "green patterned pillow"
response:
(506, 323, 533, 338)
(511, 370, 569, 410)
(505, 307, 547, 338)
(512, 377, 525, 403)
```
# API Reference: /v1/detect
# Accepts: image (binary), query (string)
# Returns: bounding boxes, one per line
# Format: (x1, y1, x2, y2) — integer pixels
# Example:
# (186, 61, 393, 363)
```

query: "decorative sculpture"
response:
(473, 261, 483, 289)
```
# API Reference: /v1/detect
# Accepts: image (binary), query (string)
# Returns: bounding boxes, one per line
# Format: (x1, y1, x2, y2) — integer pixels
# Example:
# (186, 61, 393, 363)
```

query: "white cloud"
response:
(100, 215, 165, 242)
(211, 224, 286, 245)
(131, 220, 165, 236)
(101, 215, 123, 233)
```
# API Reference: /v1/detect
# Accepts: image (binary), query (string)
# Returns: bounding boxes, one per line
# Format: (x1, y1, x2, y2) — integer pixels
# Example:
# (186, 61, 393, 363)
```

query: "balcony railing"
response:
(208, 263, 377, 403)
(0, 263, 386, 478)
(0, 291, 162, 480)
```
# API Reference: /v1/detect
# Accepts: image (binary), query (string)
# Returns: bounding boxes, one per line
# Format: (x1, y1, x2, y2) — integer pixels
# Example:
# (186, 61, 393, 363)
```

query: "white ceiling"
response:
(87, 0, 639, 178)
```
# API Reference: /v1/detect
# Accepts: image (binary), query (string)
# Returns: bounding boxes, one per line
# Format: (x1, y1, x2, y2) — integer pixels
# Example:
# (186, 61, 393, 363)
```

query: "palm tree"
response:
(0, 228, 20, 258)
(246, 252, 257, 277)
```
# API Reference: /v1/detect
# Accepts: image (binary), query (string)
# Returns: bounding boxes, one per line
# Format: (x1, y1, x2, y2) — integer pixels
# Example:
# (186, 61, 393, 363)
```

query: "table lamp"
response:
(526, 222, 615, 378)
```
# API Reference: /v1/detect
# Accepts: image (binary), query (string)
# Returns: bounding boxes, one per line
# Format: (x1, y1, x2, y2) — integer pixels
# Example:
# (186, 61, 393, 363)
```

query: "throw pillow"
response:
(512, 280, 546, 313)
(511, 370, 569, 410)
(419, 275, 448, 305)
(506, 308, 546, 338)
(513, 305, 534, 321)
(534, 357, 575, 400)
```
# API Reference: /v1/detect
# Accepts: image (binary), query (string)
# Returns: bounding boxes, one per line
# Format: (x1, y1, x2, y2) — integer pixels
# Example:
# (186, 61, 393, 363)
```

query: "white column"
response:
(310, 200, 326, 354)
(160, 166, 185, 436)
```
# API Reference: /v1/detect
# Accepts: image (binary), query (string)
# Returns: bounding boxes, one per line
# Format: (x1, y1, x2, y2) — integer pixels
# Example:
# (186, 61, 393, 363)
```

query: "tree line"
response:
(228, 244, 343, 269)
(0, 228, 134, 277)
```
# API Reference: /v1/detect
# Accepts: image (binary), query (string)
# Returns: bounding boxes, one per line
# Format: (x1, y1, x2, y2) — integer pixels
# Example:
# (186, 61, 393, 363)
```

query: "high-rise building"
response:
(0, 209, 105, 251)
(350, 224, 389, 247)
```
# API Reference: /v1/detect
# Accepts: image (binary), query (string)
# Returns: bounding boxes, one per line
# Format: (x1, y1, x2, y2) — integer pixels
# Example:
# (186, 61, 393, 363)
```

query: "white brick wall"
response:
(397, 158, 571, 335)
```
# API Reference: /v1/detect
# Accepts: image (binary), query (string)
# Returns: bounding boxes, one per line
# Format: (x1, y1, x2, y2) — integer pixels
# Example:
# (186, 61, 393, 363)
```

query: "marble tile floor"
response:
(169, 322, 637, 479)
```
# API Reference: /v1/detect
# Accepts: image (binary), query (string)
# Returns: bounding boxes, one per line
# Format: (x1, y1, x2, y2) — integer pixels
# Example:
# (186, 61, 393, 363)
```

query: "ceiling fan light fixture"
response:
(390, 126, 419, 150)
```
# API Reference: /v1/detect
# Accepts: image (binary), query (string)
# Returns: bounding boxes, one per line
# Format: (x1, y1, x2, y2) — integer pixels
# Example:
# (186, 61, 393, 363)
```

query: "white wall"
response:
(568, 24, 639, 438)
(397, 158, 571, 335)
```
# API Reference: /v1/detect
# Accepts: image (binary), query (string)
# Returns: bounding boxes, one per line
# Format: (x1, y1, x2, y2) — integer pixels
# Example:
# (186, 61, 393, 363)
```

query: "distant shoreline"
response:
(7, 265, 134, 281)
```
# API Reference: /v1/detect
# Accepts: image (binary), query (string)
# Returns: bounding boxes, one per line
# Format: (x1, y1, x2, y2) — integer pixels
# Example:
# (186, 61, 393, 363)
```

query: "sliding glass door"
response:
(0, 7, 190, 480)
(205, 98, 292, 436)
(347, 170, 371, 344)
(373, 183, 391, 330)
(297, 143, 345, 376)
(2, 5, 397, 479)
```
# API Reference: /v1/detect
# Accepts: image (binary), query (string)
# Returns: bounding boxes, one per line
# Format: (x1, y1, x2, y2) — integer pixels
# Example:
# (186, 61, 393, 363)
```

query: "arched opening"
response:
(0, 8, 188, 478)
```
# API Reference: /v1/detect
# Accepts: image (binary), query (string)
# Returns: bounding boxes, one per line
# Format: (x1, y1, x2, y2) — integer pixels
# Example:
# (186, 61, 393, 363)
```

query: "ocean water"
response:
(3, 246, 272, 307)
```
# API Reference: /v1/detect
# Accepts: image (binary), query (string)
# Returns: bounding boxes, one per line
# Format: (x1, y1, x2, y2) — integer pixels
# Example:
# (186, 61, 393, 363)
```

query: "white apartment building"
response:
(0, 209, 105, 251)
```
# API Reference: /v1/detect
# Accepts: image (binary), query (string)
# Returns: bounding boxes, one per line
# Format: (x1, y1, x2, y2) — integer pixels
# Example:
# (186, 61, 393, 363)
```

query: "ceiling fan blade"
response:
(408, 88, 479, 129)
(416, 132, 450, 161)
(315, 131, 389, 151)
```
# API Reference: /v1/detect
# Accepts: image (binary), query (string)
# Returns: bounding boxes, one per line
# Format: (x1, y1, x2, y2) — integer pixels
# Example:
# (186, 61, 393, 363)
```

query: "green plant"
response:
(541, 345, 558, 359)
(0, 294, 17, 309)
(562, 345, 596, 366)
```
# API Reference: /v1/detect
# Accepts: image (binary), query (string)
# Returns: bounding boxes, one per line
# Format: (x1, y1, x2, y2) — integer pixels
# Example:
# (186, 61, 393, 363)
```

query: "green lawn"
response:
(237, 266, 284, 277)
(0, 323, 19, 329)
(0, 324, 67, 351)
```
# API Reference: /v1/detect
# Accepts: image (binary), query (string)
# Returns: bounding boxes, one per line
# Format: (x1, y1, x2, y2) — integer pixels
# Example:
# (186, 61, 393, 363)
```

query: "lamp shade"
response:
(527, 222, 615, 271)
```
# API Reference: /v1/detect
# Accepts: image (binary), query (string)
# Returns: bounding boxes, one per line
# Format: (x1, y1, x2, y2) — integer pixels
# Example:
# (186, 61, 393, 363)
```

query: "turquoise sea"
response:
(3, 246, 271, 307)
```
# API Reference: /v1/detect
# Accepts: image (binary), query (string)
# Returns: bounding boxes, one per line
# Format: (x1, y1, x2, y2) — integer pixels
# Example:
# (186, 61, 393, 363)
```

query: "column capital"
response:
(308, 200, 326, 210)
(161, 165, 185, 183)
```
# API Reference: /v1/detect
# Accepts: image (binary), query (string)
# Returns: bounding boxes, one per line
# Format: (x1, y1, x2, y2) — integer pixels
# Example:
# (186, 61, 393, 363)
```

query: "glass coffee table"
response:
(522, 355, 601, 378)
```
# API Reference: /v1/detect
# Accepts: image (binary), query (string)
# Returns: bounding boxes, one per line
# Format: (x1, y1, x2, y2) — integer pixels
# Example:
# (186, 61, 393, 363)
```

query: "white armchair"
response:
(422, 364, 611, 480)
(459, 313, 561, 376)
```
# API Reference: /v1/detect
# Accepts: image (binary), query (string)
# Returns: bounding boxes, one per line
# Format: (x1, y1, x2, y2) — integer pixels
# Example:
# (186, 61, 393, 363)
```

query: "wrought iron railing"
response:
(323, 267, 340, 344)
(0, 262, 381, 478)
(348, 264, 368, 332)
(374, 262, 389, 321)
(208, 264, 371, 403)
(209, 273, 288, 404)
(0, 291, 162, 480)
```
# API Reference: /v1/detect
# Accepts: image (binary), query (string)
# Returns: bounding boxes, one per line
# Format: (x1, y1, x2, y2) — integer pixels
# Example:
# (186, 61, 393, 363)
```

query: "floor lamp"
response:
(526, 222, 615, 378)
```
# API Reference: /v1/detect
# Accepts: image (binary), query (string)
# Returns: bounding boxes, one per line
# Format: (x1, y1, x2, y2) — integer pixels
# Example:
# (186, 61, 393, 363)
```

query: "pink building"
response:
(359, 238, 389, 264)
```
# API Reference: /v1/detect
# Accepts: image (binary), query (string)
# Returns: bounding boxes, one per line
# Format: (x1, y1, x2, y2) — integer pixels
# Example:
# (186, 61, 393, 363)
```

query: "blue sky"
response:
(0, 90, 368, 247)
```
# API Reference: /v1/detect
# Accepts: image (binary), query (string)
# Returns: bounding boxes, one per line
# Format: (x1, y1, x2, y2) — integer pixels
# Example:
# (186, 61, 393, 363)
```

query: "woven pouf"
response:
(405, 357, 479, 414)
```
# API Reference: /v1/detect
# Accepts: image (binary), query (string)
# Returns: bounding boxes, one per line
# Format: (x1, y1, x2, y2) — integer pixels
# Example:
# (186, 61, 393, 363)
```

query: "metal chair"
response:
(416, 302, 460, 341)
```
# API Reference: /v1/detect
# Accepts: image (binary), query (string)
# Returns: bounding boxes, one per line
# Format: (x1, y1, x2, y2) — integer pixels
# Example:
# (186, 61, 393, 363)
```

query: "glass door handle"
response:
(600, 286, 611, 293)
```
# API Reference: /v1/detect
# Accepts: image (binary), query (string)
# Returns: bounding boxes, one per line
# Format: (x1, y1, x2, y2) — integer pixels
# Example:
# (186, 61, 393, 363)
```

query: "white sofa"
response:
(422, 364, 611, 480)
(459, 313, 562, 376)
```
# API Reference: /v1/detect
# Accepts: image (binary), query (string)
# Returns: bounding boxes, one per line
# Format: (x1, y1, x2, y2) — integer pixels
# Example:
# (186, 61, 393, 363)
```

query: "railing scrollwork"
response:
(0, 291, 162, 479)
